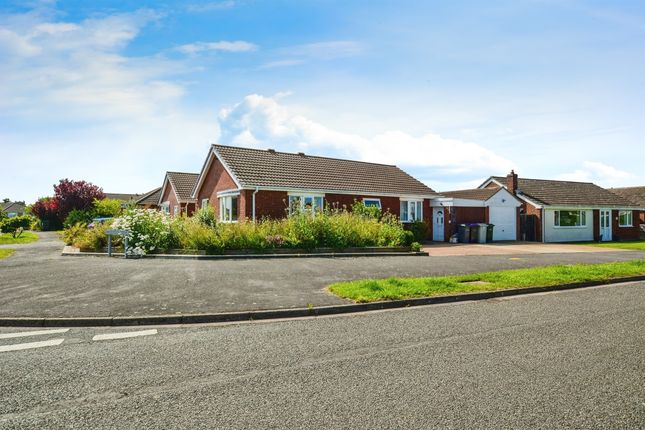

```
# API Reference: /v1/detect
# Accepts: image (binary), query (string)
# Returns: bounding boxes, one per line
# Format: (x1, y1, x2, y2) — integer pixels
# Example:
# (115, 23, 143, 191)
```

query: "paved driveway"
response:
(1, 232, 644, 318)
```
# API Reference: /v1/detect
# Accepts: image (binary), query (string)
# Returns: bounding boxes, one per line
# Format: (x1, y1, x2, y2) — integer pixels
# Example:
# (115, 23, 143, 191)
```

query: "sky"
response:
(1, 0, 644, 203)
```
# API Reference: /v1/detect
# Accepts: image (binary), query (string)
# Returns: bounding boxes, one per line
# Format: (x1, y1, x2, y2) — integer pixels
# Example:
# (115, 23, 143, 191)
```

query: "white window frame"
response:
(554, 210, 587, 228)
(174, 205, 179, 216)
(201, 198, 209, 209)
(219, 194, 239, 223)
(362, 198, 382, 209)
(288, 193, 324, 216)
(400, 199, 423, 223)
(160, 202, 170, 215)
(618, 210, 633, 227)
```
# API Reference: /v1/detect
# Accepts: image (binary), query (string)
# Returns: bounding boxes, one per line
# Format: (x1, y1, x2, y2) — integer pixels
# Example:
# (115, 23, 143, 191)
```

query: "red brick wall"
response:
(593, 209, 600, 241)
(524, 203, 543, 242)
(612, 209, 640, 241)
(444, 207, 486, 239)
(252, 190, 290, 220)
(160, 182, 180, 217)
(195, 155, 238, 217)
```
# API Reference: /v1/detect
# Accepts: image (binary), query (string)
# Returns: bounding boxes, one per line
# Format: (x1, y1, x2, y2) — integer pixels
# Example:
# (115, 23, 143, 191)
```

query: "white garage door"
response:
(489, 206, 516, 241)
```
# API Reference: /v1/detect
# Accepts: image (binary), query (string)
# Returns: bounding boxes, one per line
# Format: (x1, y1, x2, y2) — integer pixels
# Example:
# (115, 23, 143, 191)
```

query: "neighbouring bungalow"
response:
(135, 187, 162, 210)
(190, 145, 438, 237)
(105, 193, 141, 208)
(430, 187, 522, 242)
(158, 172, 199, 217)
(479, 171, 641, 242)
(609, 186, 645, 226)
(1, 201, 26, 218)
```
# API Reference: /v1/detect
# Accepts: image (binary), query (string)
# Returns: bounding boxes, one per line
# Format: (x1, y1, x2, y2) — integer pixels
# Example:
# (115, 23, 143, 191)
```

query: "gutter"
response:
(252, 187, 259, 221)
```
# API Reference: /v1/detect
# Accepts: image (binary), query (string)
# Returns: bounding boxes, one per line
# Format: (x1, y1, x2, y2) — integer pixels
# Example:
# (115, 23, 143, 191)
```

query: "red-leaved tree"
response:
(29, 197, 61, 230)
(52, 179, 105, 221)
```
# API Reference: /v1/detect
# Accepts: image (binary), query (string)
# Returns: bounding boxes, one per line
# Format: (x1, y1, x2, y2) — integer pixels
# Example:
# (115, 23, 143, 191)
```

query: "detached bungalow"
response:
(1, 201, 26, 218)
(479, 171, 641, 242)
(191, 145, 438, 235)
(158, 172, 199, 217)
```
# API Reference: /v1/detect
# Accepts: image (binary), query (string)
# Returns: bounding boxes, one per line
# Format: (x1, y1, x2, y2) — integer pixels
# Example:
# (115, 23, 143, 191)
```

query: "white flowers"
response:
(111, 209, 175, 256)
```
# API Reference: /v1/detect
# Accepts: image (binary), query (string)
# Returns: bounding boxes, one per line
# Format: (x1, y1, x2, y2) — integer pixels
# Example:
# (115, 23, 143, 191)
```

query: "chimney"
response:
(297, 152, 305, 156)
(506, 170, 518, 194)
(267, 148, 276, 153)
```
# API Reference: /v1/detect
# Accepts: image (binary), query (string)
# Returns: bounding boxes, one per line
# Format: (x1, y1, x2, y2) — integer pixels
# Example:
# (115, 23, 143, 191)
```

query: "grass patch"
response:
(578, 240, 645, 251)
(0, 232, 39, 245)
(0, 249, 15, 260)
(328, 260, 645, 303)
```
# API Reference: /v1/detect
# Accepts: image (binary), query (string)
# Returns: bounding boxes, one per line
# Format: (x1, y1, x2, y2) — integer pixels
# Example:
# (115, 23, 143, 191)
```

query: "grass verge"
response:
(0, 249, 15, 260)
(328, 260, 645, 303)
(578, 240, 645, 251)
(0, 232, 39, 245)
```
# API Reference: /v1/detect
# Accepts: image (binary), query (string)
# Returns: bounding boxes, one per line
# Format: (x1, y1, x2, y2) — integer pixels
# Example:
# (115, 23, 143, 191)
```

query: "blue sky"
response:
(1, 0, 644, 202)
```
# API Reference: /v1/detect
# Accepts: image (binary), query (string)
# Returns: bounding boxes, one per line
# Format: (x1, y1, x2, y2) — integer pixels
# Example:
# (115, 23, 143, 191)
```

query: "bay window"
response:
(554, 210, 586, 227)
(400, 200, 423, 222)
(618, 210, 632, 227)
(219, 195, 238, 222)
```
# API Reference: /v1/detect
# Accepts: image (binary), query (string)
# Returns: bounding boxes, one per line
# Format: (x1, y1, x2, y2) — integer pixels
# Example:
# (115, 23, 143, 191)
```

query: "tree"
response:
(30, 197, 61, 231)
(52, 179, 105, 222)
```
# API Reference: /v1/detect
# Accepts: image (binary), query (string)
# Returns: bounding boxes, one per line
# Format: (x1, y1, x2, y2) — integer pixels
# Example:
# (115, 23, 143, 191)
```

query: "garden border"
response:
(1, 276, 642, 327)
(60, 246, 428, 259)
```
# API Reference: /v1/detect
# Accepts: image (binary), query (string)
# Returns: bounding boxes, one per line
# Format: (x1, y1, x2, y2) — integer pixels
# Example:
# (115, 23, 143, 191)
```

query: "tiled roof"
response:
(212, 145, 435, 196)
(105, 193, 140, 202)
(1, 201, 25, 213)
(488, 176, 637, 207)
(609, 186, 645, 207)
(439, 188, 499, 200)
(167, 172, 199, 201)
(135, 187, 162, 206)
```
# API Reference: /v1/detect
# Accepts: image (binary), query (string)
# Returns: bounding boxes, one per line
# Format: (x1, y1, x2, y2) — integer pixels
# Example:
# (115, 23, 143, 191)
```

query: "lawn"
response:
(328, 260, 645, 303)
(0, 249, 15, 260)
(0, 232, 39, 245)
(578, 240, 645, 251)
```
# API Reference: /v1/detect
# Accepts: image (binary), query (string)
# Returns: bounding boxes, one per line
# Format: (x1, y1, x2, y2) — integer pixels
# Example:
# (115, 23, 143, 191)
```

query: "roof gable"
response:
(159, 172, 199, 204)
(209, 144, 436, 196)
(135, 187, 162, 206)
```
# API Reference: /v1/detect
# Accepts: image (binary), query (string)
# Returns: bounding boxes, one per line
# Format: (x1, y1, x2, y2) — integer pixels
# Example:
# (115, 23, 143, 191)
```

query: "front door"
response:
(599, 209, 611, 241)
(433, 208, 444, 241)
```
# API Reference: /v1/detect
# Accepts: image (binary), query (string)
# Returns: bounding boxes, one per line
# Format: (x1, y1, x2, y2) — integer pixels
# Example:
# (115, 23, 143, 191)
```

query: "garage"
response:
(431, 187, 521, 242)
(488, 206, 517, 240)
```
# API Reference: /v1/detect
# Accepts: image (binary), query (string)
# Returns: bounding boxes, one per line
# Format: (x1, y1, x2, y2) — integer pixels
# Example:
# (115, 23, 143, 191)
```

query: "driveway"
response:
(1, 231, 644, 318)
(423, 241, 628, 256)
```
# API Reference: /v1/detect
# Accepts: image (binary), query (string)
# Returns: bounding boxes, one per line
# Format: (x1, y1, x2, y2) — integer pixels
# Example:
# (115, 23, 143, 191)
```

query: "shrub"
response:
(60, 223, 89, 245)
(351, 200, 381, 220)
(111, 209, 177, 256)
(410, 242, 422, 252)
(29, 197, 61, 231)
(407, 220, 429, 243)
(64, 209, 93, 228)
(0, 215, 32, 238)
(92, 198, 122, 218)
(73, 222, 112, 251)
(194, 205, 217, 227)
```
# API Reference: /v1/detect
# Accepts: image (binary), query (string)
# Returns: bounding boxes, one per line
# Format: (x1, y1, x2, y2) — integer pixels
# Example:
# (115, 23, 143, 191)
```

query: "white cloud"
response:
(218, 94, 515, 175)
(0, 7, 217, 202)
(186, 1, 237, 12)
(258, 59, 304, 69)
(176, 40, 258, 54)
(558, 161, 634, 186)
(278, 40, 363, 59)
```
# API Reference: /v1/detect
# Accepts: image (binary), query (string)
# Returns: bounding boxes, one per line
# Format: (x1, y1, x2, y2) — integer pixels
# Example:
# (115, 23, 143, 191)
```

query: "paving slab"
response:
(1, 232, 643, 318)
(423, 241, 628, 256)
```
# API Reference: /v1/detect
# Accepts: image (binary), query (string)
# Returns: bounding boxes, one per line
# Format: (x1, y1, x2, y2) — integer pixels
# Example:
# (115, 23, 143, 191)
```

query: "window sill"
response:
(618, 224, 632, 228)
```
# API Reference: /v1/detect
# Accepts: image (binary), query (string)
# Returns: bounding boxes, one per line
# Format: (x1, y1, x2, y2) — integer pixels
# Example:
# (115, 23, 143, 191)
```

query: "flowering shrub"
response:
(111, 209, 177, 256)
(63, 207, 414, 254)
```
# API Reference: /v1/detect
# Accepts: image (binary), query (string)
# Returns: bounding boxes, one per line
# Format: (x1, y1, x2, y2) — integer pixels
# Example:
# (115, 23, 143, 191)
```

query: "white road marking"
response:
(92, 329, 157, 341)
(0, 338, 64, 353)
(0, 328, 69, 340)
